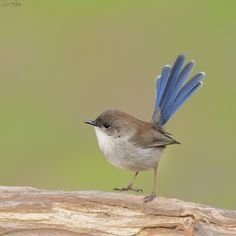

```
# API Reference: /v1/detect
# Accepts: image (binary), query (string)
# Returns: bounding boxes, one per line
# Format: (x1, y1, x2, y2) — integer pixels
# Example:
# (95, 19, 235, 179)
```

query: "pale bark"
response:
(0, 186, 235, 235)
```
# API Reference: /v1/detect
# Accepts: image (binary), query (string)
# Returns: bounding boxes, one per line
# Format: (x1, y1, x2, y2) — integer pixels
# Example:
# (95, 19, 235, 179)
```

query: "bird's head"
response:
(85, 109, 137, 138)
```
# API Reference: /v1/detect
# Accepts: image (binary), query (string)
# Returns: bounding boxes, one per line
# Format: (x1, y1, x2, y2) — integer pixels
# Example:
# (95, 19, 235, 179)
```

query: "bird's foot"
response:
(114, 185, 143, 193)
(143, 192, 156, 203)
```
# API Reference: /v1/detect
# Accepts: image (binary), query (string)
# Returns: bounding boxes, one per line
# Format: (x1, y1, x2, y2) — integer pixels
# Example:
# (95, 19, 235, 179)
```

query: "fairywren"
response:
(85, 55, 205, 202)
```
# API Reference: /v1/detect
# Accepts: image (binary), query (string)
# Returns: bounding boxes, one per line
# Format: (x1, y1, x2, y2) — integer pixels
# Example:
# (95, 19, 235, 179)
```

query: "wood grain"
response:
(0, 186, 235, 235)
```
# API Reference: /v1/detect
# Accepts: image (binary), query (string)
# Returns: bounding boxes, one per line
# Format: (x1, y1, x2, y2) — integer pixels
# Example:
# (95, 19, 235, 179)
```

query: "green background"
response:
(0, 1, 235, 209)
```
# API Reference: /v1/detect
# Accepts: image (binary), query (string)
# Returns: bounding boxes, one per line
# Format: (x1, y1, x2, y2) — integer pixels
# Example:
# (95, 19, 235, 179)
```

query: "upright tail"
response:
(152, 54, 205, 129)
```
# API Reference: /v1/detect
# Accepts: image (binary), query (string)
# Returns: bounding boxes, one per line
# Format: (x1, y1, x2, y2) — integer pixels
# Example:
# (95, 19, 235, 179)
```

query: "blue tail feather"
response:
(163, 81, 203, 123)
(160, 55, 185, 113)
(154, 65, 171, 112)
(152, 55, 205, 128)
(162, 72, 204, 123)
(164, 61, 195, 110)
(161, 60, 195, 118)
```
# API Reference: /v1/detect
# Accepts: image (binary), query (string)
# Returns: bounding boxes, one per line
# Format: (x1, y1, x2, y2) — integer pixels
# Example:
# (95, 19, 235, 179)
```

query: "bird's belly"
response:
(95, 128, 163, 171)
(107, 146, 163, 171)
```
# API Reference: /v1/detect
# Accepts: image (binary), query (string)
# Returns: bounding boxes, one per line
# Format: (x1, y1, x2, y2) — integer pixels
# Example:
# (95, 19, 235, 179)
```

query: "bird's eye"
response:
(104, 123, 110, 128)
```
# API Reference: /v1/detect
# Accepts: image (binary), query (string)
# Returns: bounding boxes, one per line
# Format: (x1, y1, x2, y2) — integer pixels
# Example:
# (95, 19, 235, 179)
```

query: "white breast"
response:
(94, 127, 163, 172)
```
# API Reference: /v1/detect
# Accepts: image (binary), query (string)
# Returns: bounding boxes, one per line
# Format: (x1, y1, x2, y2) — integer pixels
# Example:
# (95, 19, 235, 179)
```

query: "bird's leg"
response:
(144, 166, 157, 202)
(114, 171, 143, 192)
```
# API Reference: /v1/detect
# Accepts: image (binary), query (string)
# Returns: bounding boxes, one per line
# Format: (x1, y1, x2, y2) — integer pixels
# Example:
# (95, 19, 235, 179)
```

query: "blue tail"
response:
(152, 55, 205, 128)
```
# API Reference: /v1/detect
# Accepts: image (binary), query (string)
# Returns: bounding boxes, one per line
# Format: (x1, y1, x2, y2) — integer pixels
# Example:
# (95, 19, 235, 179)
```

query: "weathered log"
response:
(0, 186, 235, 235)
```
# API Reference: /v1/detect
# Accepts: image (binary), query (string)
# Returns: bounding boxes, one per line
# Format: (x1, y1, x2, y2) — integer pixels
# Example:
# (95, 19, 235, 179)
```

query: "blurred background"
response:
(0, 0, 235, 209)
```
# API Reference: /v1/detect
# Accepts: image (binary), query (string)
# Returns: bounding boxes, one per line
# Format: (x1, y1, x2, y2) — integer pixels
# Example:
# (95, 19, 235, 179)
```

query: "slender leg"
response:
(144, 166, 157, 202)
(114, 171, 143, 192)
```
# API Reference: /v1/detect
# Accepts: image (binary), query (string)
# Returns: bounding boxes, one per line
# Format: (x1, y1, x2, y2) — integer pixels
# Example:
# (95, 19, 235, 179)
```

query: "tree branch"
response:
(0, 186, 235, 235)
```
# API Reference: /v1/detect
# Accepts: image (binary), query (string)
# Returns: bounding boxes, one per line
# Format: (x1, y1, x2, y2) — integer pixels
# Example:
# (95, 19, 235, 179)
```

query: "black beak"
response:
(84, 120, 98, 127)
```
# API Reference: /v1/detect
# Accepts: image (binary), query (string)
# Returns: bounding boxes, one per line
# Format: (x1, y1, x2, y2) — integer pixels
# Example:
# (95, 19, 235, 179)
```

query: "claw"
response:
(132, 188, 143, 193)
(143, 192, 156, 203)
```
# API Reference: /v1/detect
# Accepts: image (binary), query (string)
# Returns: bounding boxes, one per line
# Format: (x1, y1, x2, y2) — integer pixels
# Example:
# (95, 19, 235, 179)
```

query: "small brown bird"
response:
(85, 55, 204, 202)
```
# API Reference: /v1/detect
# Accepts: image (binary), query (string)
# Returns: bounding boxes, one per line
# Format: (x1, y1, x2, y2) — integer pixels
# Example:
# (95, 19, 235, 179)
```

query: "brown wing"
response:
(129, 121, 179, 148)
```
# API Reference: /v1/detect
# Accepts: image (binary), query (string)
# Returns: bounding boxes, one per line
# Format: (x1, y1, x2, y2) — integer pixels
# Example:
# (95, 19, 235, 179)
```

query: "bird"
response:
(85, 54, 205, 202)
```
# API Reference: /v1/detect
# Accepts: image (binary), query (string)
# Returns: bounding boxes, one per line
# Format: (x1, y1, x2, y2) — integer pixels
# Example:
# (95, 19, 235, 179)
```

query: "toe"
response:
(113, 187, 128, 191)
(143, 193, 156, 203)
